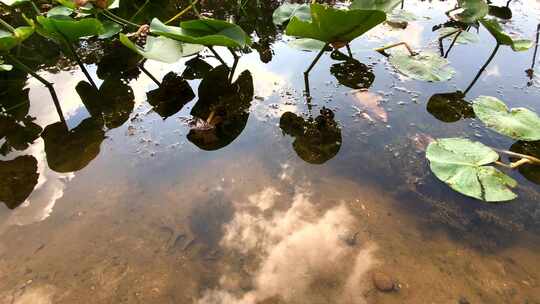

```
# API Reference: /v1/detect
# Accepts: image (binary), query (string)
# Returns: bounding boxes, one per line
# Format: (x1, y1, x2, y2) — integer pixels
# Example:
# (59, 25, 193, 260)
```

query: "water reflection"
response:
(147, 72, 195, 119)
(510, 141, 540, 185)
(187, 65, 254, 151)
(279, 108, 342, 164)
(0, 155, 39, 209)
(329, 51, 375, 90)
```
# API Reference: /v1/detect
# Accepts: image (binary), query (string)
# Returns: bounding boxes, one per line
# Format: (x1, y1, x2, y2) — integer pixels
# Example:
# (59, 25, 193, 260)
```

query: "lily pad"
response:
(350, 0, 403, 13)
(426, 138, 517, 202)
(472, 96, 540, 141)
(273, 3, 311, 25)
(47, 6, 74, 17)
(287, 38, 328, 51)
(150, 18, 251, 48)
(388, 49, 455, 82)
(0, 26, 34, 52)
(0, 0, 30, 6)
(36, 15, 104, 43)
(480, 18, 533, 51)
(98, 20, 122, 39)
(386, 10, 417, 29)
(451, 0, 489, 23)
(119, 33, 202, 63)
(285, 4, 386, 44)
(437, 27, 479, 44)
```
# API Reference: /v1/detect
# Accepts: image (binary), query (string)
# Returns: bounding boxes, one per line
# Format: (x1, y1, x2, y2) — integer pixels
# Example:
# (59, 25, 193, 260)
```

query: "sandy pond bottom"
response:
(0, 150, 539, 304)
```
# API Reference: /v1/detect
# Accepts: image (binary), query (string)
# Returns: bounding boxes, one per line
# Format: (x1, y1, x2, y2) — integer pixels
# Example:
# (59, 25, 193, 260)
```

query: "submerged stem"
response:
(165, 0, 201, 25)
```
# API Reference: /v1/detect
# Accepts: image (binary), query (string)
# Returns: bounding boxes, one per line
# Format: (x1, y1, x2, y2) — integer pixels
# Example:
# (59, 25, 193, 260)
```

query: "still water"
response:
(1, 0, 540, 303)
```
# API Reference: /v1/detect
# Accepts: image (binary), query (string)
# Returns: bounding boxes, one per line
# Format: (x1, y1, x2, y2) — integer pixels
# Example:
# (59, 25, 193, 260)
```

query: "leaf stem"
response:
(463, 43, 500, 95)
(138, 60, 161, 86)
(0, 17, 16, 33)
(375, 42, 416, 56)
(102, 10, 140, 29)
(130, 0, 150, 22)
(305, 43, 329, 75)
(165, 0, 200, 25)
(208, 46, 227, 66)
(496, 149, 540, 165)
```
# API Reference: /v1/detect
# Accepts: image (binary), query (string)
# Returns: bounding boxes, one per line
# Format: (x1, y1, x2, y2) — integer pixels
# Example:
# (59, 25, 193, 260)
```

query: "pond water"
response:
(1, 0, 540, 303)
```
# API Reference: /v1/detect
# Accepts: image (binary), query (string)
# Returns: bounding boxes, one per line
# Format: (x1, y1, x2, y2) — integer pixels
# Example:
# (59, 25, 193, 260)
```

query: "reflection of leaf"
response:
(147, 72, 195, 119)
(388, 50, 455, 82)
(150, 18, 252, 48)
(272, 3, 311, 25)
(285, 4, 386, 43)
(119, 34, 202, 63)
(42, 118, 105, 173)
(96, 41, 142, 80)
(280, 108, 342, 165)
(488, 5, 512, 20)
(473, 96, 540, 141)
(182, 57, 213, 80)
(480, 19, 533, 51)
(350, 0, 402, 12)
(427, 92, 475, 123)
(452, 0, 489, 23)
(330, 58, 375, 89)
(187, 65, 254, 151)
(0, 155, 38, 210)
(426, 138, 517, 202)
(0, 116, 42, 155)
(437, 27, 479, 44)
(76, 78, 135, 129)
(287, 38, 328, 51)
(510, 141, 540, 185)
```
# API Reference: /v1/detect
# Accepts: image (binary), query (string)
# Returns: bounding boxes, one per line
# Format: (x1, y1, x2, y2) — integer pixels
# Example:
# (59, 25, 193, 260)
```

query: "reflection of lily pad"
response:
(437, 27, 479, 44)
(473, 96, 540, 141)
(0, 116, 42, 155)
(426, 138, 517, 202)
(509, 141, 540, 185)
(452, 0, 489, 23)
(488, 5, 512, 20)
(350, 0, 402, 12)
(42, 119, 105, 173)
(427, 92, 474, 123)
(150, 18, 252, 48)
(285, 4, 386, 44)
(187, 65, 254, 151)
(280, 108, 342, 165)
(389, 50, 455, 82)
(119, 33, 203, 63)
(480, 18, 533, 51)
(330, 59, 375, 89)
(0, 155, 39, 210)
(182, 57, 213, 80)
(273, 3, 311, 25)
(287, 38, 328, 51)
(147, 72, 195, 119)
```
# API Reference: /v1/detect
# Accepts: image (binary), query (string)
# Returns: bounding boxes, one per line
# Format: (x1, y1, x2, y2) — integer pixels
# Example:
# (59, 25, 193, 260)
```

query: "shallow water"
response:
(1, 0, 540, 303)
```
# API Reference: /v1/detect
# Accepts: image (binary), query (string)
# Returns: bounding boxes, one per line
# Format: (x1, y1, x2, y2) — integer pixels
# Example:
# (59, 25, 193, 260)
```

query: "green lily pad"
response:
(47, 6, 74, 17)
(36, 15, 104, 43)
(350, 0, 403, 13)
(287, 38, 328, 51)
(437, 27, 479, 44)
(285, 3, 386, 44)
(426, 138, 517, 202)
(386, 10, 417, 28)
(0, 26, 34, 52)
(472, 96, 540, 141)
(119, 33, 202, 63)
(0, 0, 30, 6)
(451, 0, 489, 23)
(388, 49, 455, 82)
(480, 18, 533, 51)
(273, 3, 311, 25)
(150, 18, 251, 48)
(98, 20, 122, 39)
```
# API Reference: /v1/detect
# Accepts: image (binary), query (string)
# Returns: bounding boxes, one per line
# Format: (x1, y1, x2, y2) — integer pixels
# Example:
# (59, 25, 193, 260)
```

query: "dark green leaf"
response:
(272, 3, 311, 25)
(119, 33, 202, 63)
(480, 18, 533, 51)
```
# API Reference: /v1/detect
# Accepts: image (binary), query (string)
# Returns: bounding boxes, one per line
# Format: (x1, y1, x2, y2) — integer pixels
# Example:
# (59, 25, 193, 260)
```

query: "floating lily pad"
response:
(437, 27, 479, 44)
(36, 15, 104, 43)
(350, 0, 403, 13)
(119, 33, 202, 63)
(287, 38, 328, 51)
(47, 6, 74, 17)
(98, 20, 122, 39)
(451, 0, 489, 23)
(0, 26, 34, 52)
(386, 10, 417, 29)
(285, 4, 386, 44)
(150, 18, 251, 48)
(388, 49, 455, 82)
(426, 138, 517, 202)
(472, 96, 540, 141)
(480, 18, 533, 51)
(272, 3, 311, 25)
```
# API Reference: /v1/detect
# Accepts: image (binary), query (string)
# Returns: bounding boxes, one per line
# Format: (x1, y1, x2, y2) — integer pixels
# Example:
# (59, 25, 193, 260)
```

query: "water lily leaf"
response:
(426, 138, 517, 202)
(98, 20, 122, 39)
(285, 4, 386, 44)
(47, 6, 74, 17)
(437, 27, 479, 44)
(386, 10, 417, 28)
(0, 0, 30, 6)
(36, 15, 104, 43)
(0, 26, 34, 52)
(119, 33, 202, 63)
(287, 38, 328, 51)
(273, 3, 311, 25)
(472, 96, 540, 141)
(452, 0, 489, 23)
(150, 18, 251, 48)
(350, 0, 402, 13)
(388, 49, 455, 82)
(480, 18, 533, 51)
